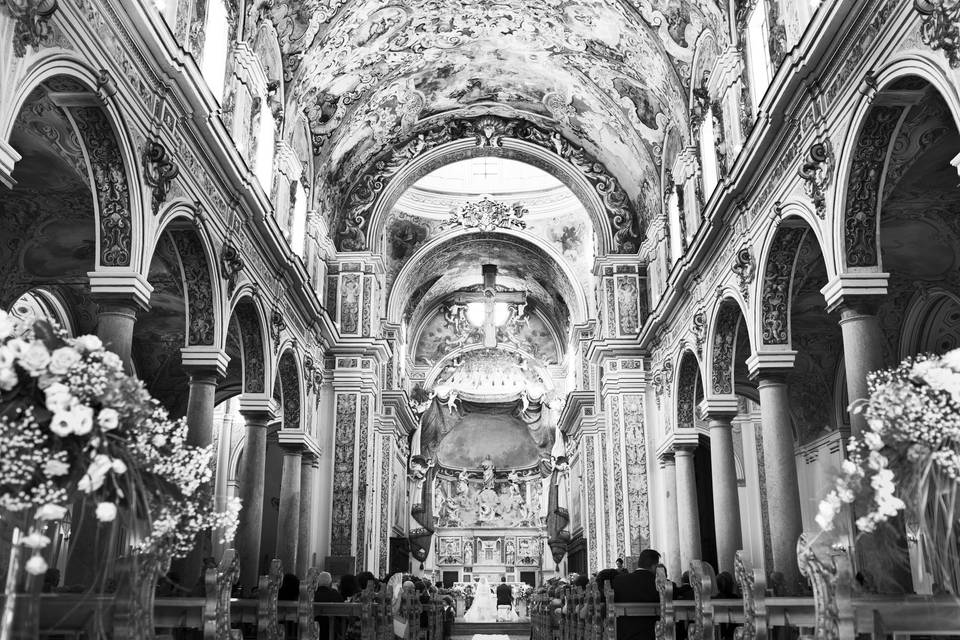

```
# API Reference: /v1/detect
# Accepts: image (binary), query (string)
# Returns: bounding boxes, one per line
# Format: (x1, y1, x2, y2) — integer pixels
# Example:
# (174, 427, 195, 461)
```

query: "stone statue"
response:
(480, 457, 495, 489)
(463, 541, 473, 566)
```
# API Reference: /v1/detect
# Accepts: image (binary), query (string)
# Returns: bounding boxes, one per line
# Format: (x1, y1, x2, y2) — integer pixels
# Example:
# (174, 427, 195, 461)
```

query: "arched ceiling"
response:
(264, 0, 729, 235)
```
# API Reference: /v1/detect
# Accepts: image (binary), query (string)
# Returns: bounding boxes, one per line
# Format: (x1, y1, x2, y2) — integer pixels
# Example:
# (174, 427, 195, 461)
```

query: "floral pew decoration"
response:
(815, 347, 960, 594)
(0, 311, 240, 606)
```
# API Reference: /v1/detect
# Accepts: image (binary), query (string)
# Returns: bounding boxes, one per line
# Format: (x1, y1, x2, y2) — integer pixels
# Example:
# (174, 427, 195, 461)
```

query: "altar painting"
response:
(516, 537, 540, 566)
(474, 536, 502, 565)
(437, 536, 462, 565)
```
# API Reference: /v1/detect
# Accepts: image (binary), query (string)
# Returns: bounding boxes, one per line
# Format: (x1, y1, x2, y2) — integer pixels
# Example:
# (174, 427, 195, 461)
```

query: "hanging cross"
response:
(453, 264, 526, 348)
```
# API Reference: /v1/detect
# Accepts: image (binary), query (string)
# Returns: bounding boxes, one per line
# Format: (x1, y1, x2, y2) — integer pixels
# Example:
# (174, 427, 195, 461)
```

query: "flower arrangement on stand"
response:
(0, 310, 240, 593)
(815, 348, 960, 593)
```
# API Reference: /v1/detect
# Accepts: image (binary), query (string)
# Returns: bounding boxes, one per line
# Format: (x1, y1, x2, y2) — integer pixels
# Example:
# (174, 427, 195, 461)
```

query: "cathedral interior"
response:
(2, 0, 960, 634)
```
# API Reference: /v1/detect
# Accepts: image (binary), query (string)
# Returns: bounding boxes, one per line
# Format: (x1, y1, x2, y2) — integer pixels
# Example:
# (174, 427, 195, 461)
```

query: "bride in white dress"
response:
(463, 577, 498, 622)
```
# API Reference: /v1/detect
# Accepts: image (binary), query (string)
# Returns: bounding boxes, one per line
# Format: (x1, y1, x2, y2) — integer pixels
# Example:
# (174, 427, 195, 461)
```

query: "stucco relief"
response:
(760, 227, 805, 345)
(171, 230, 216, 346)
(331, 393, 358, 557)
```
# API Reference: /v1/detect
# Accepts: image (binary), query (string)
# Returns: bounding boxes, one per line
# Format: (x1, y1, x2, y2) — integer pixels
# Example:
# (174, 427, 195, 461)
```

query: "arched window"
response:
(668, 188, 683, 267)
(290, 180, 307, 257)
(698, 112, 718, 196)
(200, 0, 230, 103)
(254, 104, 275, 191)
(745, 4, 771, 113)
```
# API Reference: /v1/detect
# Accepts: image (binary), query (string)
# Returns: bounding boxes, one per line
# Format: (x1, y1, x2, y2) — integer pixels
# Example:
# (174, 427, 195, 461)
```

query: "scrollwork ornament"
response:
(692, 308, 706, 356)
(915, 0, 960, 68)
(440, 196, 528, 232)
(220, 239, 245, 298)
(760, 227, 805, 344)
(731, 245, 755, 302)
(2, 0, 58, 57)
(271, 307, 287, 351)
(142, 140, 180, 214)
(798, 140, 833, 219)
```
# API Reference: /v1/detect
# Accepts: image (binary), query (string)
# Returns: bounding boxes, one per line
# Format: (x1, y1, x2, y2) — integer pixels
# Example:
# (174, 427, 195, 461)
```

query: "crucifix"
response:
(453, 264, 526, 348)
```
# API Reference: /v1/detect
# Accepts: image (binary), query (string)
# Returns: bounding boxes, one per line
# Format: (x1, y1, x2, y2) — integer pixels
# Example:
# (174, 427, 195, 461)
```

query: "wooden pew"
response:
(257, 558, 284, 640)
(733, 550, 766, 640)
(687, 560, 716, 640)
(202, 548, 240, 640)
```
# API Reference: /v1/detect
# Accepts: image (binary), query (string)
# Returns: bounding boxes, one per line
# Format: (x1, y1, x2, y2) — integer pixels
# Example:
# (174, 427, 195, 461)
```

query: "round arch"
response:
(338, 115, 647, 257)
(831, 56, 960, 275)
(2, 55, 146, 272)
(704, 291, 752, 399)
(754, 209, 829, 349)
(227, 291, 272, 396)
(385, 228, 590, 327)
(275, 346, 303, 431)
(423, 342, 557, 395)
(674, 347, 706, 431)
(151, 200, 224, 347)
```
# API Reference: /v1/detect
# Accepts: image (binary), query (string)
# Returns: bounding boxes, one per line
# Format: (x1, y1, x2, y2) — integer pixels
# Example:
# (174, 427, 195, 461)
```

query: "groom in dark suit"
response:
(496, 577, 513, 607)
(612, 549, 662, 640)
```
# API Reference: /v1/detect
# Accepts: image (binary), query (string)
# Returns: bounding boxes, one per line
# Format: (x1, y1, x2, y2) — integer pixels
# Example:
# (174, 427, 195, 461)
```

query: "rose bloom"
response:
(97, 407, 120, 431)
(36, 504, 67, 520)
(73, 335, 103, 353)
(48, 346, 82, 375)
(19, 341, 51, 377)
(0, 345, 15, 369)
(44, 383, 74, 413)
(0, 366, 16, 391)
(95, 502, 117, 523)
(24, 555, 47, 576)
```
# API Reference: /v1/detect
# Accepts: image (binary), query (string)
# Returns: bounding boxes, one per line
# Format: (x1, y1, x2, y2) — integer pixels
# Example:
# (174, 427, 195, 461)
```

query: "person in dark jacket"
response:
(314, 571, 344, 640)
(278, 573, 300, 600)
(496, 577, 513, 607)
(612, 549, 661, 640)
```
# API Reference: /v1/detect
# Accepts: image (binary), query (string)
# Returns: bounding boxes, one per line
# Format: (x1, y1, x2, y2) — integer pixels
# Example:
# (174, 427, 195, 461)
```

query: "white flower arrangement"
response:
(0, 311, 239, 577)
(816, 348, 960, 591)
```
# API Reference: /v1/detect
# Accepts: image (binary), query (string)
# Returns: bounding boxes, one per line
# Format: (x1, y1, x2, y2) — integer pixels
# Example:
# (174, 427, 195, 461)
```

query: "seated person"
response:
(612, 549, 662, 640)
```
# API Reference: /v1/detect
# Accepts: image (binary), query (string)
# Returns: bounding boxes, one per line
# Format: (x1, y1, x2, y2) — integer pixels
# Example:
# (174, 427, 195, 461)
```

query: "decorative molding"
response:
(844, 105, 903, 267)
(336, 115, 645, 254)
(438, 196, 528, 232)
(692, 307, 706, 356)
(759, 227, 806, 345)
(271, 306, 287, 351)
(711, 303, 740, 395)
(797, 140, 833, 219)
(143, 140, 180, 214)
(915, 0, 960, 68)
(1, 0, 58, 57)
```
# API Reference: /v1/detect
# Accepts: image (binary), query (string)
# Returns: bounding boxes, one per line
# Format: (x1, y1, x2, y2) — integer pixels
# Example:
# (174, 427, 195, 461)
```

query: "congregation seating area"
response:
(7, 538, 959, 638)
(530, 544, 960, 640)
(6, 550, 445, 640)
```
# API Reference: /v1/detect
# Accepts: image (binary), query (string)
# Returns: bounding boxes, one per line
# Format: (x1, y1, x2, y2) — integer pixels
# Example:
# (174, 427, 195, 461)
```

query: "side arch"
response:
(674, 348, 706, 431)
(706, 294, 752, 397)
(2, 56, 145, 272)
(276, 347, 303, 431)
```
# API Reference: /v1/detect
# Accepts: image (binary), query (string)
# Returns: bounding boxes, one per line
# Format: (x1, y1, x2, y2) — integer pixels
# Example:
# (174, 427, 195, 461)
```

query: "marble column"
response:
(174, 348, 229, 588)
(297, 455, 317, 575)
(674, 445, 702, 571)
(88, 271, 152, 372)
(659, 453, 682, 580)
(276, 444, 303, 572)
(836, 303, 885, 435)
(237, 397, 276, 592)
(705, 409, 742, 574)
(822, 275, 889, 436)
(749, 355, 803, 592)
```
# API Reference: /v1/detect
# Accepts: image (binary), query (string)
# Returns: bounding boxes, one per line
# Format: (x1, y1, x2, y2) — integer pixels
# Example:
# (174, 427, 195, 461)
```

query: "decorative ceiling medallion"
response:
(336, 115, 645, 254)
(439, 196, 527, 233)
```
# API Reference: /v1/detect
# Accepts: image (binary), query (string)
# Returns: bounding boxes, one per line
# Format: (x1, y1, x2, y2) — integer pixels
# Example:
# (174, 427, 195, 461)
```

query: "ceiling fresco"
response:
(263, 0, 728, 239)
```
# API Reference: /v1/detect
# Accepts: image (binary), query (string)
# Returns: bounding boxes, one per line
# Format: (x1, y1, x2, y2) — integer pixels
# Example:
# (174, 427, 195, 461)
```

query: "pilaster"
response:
(592, 255, 646, 340)
(327, 253, 385, 338)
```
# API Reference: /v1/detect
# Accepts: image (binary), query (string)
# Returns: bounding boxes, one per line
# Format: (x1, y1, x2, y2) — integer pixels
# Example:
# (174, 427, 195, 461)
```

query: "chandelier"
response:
(1, 0, 58, 57)
(441, 196, 528, 233)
